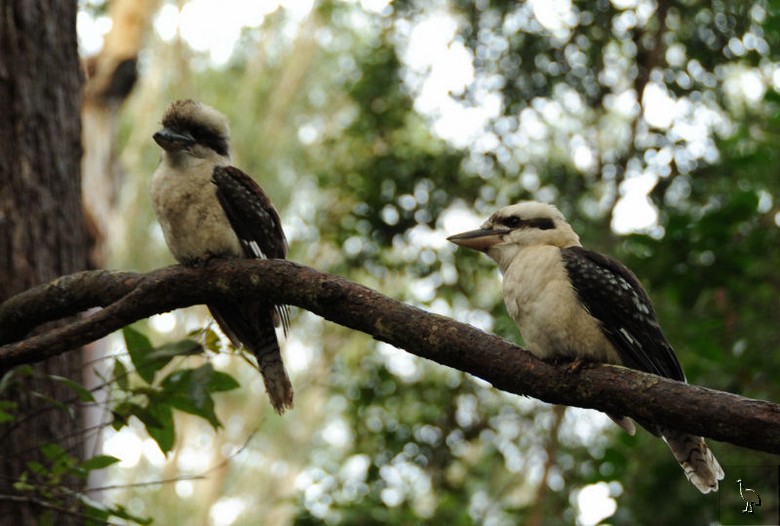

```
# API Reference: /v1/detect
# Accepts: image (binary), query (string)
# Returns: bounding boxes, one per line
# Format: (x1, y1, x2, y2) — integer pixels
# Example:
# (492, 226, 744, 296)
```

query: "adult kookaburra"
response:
(448, 201, 724, 493)
(151, 99, 293, 414)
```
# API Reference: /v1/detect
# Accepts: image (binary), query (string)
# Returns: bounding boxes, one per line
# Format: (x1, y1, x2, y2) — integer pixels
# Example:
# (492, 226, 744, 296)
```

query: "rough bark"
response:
(1, 260, 778, 456)
(0, 0, 87, 522)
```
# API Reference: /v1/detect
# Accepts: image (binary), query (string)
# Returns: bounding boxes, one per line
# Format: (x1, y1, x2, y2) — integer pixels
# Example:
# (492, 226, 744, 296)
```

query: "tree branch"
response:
(1, 260, 778, 454)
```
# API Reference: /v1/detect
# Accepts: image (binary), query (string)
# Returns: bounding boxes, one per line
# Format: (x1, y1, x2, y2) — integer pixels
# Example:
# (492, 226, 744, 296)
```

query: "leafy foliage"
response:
(110, 327, 239, 454)
(0, 323, 241, 525)
(12, 444, 152, 525)
(3, 405, 147, 524)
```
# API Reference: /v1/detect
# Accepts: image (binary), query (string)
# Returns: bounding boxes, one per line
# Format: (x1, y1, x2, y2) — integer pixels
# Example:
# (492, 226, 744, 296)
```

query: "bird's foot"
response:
(566, 357, 589, 373)
(541, 356, 594, 374)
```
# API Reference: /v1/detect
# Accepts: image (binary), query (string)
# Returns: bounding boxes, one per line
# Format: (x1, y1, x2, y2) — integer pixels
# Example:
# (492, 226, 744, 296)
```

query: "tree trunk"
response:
(0, 0, 87, 523)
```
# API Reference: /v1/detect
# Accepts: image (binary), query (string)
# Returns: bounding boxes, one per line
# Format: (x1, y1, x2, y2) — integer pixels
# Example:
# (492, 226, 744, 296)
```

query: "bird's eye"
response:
(503, 216, 523, 228)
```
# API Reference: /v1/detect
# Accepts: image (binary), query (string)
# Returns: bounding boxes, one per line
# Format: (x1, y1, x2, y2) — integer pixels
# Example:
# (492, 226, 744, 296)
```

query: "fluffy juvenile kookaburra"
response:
(151, 99, 293, 414)
(448, 201, 724, 493)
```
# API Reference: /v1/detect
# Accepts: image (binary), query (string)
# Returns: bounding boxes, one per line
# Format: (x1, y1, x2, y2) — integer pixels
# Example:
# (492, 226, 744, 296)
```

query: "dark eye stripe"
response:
(497, 216, 555, 230)
(501, 216, 522, 228)
(162, 117, 229, 156)
(526, 217, 555, 230)
(197, 131, 229, 156)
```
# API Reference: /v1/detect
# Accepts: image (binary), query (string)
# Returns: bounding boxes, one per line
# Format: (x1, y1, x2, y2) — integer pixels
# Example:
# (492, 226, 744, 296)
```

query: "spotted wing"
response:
(561, 246, 685, 381)
(212, 165, 287, 260)
(212, 165, 290, 333)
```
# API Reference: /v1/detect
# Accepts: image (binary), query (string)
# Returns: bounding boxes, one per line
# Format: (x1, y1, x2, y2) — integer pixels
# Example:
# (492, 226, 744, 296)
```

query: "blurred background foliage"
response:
(78, 0, 779, 524)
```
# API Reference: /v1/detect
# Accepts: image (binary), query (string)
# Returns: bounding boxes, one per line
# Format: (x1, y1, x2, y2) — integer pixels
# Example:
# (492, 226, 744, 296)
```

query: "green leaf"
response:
(159, 364, 223, 429)
(142, 402, 175, 454)
(113, 359, 129, 391)
(208, 371, 240, 392)
(111, 401, 159, 431)
(82, 498, 153, 526)
(110, 401, 133, 430)
(81, 455, 121, 472)
(123, 326, 155, 383)
(127, 402, 164, 429)
(161, 364, 209, 403)
(0, 400, 17, 423)
(49, 375, 95, 403)
(146, 339, 203, 361)
(123, 325, 153, 353)
(167, 396, 220, 428)
(190, 363, 214, 403)
(123, 326, 204, 384)
(26, 460, 45, 475)
(13, 477, 34, 493)
(11, 365, 35, 379)
(83, 503, 111, 526)
(160, 368, 193, 395)
(40, 443, 66, 461)
(203, 327, 222, 353)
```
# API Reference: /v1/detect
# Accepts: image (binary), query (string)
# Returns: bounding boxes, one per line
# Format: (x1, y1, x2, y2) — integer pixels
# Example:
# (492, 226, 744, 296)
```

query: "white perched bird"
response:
(448, 201, 724, 493)
(150, 99, 293, 414)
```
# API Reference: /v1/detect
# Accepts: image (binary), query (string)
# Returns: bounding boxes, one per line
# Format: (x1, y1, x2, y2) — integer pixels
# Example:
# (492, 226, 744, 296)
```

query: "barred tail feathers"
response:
(661, 429, 724, 493)
(209, 302, 293, 414)
(248, 313, 294, 414)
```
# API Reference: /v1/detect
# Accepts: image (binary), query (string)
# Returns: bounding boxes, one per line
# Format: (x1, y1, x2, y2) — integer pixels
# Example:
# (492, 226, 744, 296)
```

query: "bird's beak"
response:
(153, 127, 196, 151)
(447, 228, 503, 252)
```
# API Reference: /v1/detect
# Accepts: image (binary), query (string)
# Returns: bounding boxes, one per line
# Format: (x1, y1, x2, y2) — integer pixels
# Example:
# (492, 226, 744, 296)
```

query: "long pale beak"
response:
(153, 127, 195, 151)
(447, 228, 503, 252)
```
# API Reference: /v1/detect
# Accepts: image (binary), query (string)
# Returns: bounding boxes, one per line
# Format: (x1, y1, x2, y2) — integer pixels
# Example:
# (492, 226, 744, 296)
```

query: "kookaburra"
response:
(448, 201, 724, 493)
(151, 99, 293, 414)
